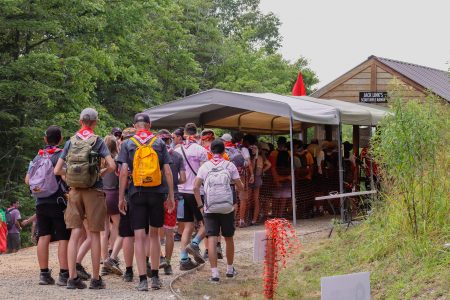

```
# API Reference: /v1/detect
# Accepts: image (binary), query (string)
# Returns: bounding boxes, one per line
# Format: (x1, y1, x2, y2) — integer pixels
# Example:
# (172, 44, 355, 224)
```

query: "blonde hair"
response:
(104, 135, 118, 157)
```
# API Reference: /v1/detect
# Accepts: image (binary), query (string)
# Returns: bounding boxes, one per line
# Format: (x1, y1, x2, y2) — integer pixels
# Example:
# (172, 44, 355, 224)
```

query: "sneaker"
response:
(39, 270, 55, 285)
(159, 257, 168, 269)
(163, 264, 173, 275)
(146, 262, 152, 278)
(226, 267, 238, 278)
(100, 266, 109, 276)
(76, 264, 91, 281)
(151, 276, 162, 290)
(209, 276, 220, 284)
(203, 249, 209, 260)
(186, 243, 205, 264)
(104, 257, 123, 276)
(173, 232, 182, 242)
(217, 245, 223, 260)
(123, 271, 134, 282)
(56, 271, 69, 286)
(67, 277, 87, 289)
(89, 276, 106, 289)
(179, 258, 198, 271)
(137, 279, 148, 291)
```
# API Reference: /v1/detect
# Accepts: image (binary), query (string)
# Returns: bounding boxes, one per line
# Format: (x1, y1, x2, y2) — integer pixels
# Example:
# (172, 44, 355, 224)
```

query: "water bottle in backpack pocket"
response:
(177, 195, 185, 219)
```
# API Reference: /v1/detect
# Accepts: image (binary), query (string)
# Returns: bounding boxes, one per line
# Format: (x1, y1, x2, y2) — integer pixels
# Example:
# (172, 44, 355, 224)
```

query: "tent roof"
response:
(144, 89, 390, 132)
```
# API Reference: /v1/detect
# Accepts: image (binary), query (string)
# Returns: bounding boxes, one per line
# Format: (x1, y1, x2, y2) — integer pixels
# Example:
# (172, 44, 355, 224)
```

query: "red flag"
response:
(292, 72, 306, 96)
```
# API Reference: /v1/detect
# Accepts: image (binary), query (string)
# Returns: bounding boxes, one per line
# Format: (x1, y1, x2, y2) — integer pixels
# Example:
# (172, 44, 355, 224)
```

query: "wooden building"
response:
(312, 55, 450, 105)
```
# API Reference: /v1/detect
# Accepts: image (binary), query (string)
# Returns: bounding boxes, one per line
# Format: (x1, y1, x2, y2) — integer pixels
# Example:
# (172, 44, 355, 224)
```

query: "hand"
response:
(166, 195, 175, 213)
(249, 175, 255, 184)
(200, 207, 204, 215)
(118, 197, 127, 215)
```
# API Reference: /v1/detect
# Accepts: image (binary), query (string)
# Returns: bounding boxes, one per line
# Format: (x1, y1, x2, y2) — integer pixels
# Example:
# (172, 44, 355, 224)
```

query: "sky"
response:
(259, 0, 450, 89)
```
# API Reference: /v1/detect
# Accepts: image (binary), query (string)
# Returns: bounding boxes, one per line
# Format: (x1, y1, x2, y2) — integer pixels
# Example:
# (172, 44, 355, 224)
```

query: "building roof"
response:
(374, 56, 450, 102)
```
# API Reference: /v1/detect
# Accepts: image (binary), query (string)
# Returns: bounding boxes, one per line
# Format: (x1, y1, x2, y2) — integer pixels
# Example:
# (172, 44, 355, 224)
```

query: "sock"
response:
(40, 268, 49, 273)
(211, 267, 219, 278)
(139, 275, 147, 282)
(126, 266, 133, 274)
(146, 256, 149, 264)
(166, 258, 171, 265)
(217, 242, 221, 247)
(151, 269, 159, 278)
(192, 235, 202, 246)
(180, 250, 188, 260)
(227, 265, 234, 273)
(60, 269, 68, 274)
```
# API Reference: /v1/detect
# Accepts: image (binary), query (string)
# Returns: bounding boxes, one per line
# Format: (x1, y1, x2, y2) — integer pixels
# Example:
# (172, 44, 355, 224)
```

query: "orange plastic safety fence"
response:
(263, 218, 300, 299)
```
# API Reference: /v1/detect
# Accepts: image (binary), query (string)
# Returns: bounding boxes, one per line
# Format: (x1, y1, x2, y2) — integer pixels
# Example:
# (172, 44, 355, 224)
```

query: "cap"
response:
(134, 113, 151, 124)
(80, 108, 98, 121)
(201, 129, 215, 140)
(259, 142, 270, 151)
(45, 125, 62, 143)
(122, 127, 136, 139)
(158, 129, 172, 139)
(111, 127, 122, 136)
(221, 133, 232, 142)
(184, 123, 197, 135)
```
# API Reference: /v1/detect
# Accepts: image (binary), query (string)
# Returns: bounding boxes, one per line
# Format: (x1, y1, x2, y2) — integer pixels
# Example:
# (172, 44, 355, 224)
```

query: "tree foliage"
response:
(0, 0, 319, 212)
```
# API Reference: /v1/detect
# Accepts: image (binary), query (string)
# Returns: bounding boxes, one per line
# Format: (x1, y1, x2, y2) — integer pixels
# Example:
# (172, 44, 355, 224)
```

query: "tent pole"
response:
(289, 113, 297, 226)
(337, 122, 345, 222)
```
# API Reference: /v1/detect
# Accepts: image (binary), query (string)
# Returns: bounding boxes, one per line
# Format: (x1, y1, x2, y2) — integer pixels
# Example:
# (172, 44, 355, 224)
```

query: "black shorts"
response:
(119, 212, 134, 237)
(129, 192, 165, 229)
(36, 203, 71, 241)
(204, 211, 235, 237)
(178, 193, 203, 223)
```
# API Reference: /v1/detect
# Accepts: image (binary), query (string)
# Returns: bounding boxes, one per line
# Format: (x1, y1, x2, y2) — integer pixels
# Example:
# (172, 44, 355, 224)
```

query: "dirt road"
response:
(0, 216, 332, 300)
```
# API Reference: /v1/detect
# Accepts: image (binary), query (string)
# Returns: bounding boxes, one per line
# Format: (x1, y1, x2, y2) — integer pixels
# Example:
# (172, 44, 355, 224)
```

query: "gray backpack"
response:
(28, 152, 60, 198)
(204, 161, 234, 214)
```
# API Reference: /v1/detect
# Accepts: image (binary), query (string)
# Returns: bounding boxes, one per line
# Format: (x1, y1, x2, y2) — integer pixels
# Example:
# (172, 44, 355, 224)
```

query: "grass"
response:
(276, 223, 450, 299)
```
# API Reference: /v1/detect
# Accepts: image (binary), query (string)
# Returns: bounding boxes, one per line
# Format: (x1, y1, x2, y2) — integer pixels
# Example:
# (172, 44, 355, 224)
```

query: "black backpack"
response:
(5, 208, 17, 231)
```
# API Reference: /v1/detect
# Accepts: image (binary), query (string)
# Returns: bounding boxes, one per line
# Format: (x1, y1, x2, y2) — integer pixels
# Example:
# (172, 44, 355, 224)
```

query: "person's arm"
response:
(247, 158, 255, 184)
(193, 177, 204, 214)
(263, 157, 271, 173)
(118, 163, 129, 215)
(25, 173, 30, 185)
(178, 170, 186, 184)
(54, 158, 66, 176)
(100, 155, 116, 177)
(164, 164, 175, 212)
(233, 178, 244, 192)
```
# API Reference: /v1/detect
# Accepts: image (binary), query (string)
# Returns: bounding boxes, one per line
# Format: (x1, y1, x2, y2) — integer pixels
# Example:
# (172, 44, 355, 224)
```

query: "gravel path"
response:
(0, 216, 332, 300)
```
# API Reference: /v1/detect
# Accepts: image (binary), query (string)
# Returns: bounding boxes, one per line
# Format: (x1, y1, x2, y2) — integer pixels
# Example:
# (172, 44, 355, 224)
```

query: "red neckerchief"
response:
(203, 144, 211, 152)
(224, 141, 235, 148)
(210, 154, 225, 165)
(38, 146, 60, 156)
(76, 126, 95, 140)
(183, 135, 197, 149)
(134, 129, 154, 144)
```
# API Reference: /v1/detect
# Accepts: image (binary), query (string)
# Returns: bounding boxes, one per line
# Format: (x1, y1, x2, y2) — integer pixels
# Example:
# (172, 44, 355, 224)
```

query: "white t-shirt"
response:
(175, 142, 208, 194)
(240, 147, 251, 160)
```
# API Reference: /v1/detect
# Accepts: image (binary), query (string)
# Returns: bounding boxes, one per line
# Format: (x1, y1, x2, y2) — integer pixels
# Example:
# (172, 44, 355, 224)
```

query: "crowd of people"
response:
(0, 107, 379, 293)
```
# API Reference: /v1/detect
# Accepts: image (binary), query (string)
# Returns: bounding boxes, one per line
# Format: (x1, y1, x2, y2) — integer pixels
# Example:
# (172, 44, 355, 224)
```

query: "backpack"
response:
(66, 135, 100, 188)
(203, 161, 234, 214)
(130, 137, 162, 187)
(276, 150, 291, 176)
(28, 151, 60, 198)
(225, 147, 245, 170)
(5, 208, 16, 231)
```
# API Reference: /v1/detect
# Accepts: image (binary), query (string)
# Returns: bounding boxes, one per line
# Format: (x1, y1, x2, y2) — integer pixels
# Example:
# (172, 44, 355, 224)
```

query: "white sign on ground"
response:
(253, 231, 266, 263)
(321, 272, 370, 300)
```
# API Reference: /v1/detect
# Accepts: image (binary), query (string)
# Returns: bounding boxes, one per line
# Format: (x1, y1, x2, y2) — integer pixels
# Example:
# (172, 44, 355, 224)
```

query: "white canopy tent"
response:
(144, 89, 390, 224)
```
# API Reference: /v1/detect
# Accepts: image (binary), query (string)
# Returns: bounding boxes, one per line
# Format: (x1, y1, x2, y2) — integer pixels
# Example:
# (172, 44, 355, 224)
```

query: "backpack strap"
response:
(181, 146, 197, 176)
(130, 136, 155, 148)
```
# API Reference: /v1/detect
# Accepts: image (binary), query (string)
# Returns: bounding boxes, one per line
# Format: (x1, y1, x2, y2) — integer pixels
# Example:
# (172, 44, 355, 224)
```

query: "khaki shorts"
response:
(65, 188, 106, 232)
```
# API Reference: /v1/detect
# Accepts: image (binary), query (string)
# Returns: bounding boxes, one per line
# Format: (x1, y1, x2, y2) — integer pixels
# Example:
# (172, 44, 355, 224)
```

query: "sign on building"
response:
(359, 92, 387, 103)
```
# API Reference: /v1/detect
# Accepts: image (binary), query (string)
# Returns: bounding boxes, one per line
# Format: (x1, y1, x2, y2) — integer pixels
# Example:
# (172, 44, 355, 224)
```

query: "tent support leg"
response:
(289, 114, 297, 226)
(337, 123, 345, 222)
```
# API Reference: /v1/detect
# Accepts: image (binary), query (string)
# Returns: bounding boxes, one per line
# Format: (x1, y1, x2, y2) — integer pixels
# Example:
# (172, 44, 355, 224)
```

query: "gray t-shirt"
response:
(60, 135, 111, 189)
(117, 136, 172, 195)
(169, 150, 185, 193)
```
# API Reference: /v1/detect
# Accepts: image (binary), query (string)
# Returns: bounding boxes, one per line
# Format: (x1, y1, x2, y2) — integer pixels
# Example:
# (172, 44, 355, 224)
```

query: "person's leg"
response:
(164, 228, 174, 262)
(58, 240, 69, 270)
(76, 223, 91, 264)
(37, 235, 51, 269)
(180, 221, 194, 259)
(208, 236, 218, 274)
(90, 231, 101, 280)
(149, 226, 160, 275)
(134, 229, 147, 277)
(100, 215, 110, 261)
(252, 187, 261, 223)
(238, 190, 248, 225)
(224, 237, 235, 267)
(123, 237, 134, 267)
(68, 228, 82, 279)
(109, 214, 120, 251)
